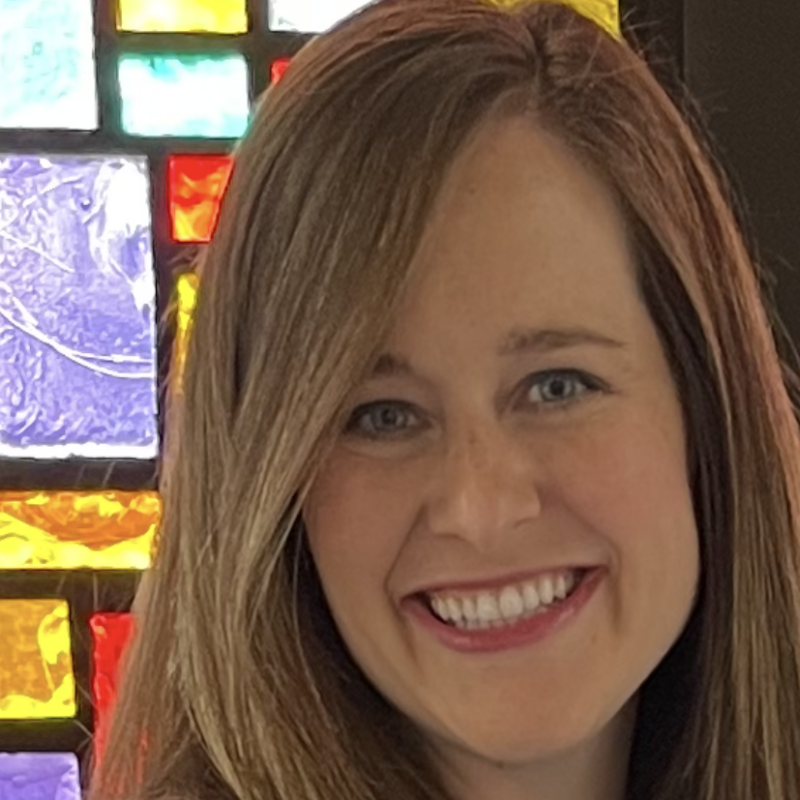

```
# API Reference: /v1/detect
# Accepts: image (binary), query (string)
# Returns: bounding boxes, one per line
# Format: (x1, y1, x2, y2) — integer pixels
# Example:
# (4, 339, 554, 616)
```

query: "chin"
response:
(435, 719, 594, 766)
(429, 695, 637, 772)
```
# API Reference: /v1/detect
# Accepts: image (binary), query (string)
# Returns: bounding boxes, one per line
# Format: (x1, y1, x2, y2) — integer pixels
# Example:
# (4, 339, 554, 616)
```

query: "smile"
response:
(426, 569, 582, 630)
(406, 567, 604, 654)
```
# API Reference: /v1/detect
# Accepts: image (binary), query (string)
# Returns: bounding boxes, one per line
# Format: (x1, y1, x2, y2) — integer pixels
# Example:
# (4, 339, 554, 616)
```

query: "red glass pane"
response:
(271, 57, 291, 84)
(168, 154, 233, 243)
(90, 613, 135, 760)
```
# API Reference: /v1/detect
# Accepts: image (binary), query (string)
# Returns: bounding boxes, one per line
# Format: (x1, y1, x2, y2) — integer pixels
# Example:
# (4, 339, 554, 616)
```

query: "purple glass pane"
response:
(0, 752, 80, 800)
(0, 155, 157, 459)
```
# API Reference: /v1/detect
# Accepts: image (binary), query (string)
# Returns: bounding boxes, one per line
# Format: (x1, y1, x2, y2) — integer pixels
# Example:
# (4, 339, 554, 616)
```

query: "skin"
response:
(303, 117, 700, 800)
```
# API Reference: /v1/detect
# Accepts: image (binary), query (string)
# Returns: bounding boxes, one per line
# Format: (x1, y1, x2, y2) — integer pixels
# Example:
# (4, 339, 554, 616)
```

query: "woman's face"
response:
(304, 118, 700, 785)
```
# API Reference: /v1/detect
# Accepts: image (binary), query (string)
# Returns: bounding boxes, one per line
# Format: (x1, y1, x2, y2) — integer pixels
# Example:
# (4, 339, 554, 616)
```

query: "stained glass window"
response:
(0, 490, 159, 569)
(0, 599, 75, 720)
(118, 54, 250, 138)
(0, 154, 158, 459)
(0, 0, 98, 130)
(168, 155, 233, 243)
(117, 0, 248, 33)
(0, 753, 81, 800)
(268, 0, 375, 33)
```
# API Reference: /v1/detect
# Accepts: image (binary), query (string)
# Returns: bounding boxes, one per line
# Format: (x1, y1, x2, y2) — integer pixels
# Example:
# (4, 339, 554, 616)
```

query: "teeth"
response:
(427, 570, 583, 630)
(431, 596, 448, 620)
(462, 596, 477, 623)
(498, 586, 524, 620)
(522, 582, 540, 608)
(445, 597, 463, 624)
(476, 594, 500, 623)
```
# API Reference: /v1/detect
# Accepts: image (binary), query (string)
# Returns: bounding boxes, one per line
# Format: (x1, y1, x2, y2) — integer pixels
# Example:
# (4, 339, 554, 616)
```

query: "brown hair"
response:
(89, 2, 800, 799)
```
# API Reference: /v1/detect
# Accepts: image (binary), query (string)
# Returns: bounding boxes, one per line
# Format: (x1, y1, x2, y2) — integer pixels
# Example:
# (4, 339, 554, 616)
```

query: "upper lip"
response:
(407, 565, 601, 598)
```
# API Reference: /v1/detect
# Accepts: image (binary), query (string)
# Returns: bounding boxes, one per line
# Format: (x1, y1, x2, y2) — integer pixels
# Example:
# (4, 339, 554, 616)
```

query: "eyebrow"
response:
(367, 325, 628, 379)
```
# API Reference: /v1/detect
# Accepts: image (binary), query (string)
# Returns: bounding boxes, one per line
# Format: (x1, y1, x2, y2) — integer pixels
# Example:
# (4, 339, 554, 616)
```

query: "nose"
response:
(423, 420, 543, 546)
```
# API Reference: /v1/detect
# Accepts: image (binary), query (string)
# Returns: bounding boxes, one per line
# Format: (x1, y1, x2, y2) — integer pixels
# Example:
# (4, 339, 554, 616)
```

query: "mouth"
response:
(403, 567, 605, 654)
(417, 568, 589, 632)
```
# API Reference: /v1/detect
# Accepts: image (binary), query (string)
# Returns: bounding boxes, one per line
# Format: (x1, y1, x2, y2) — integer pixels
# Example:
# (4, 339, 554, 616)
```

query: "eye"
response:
(524, 370, 601, 409)
(344, 401, 422, 439)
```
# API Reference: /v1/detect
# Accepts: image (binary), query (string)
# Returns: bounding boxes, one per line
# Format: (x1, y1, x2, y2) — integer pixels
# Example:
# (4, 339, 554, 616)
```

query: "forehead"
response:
(391, 117, 642, 349)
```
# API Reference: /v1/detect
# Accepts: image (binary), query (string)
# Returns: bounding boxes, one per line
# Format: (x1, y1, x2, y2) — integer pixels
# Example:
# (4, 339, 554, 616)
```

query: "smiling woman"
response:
(88, 2, 800, 800)
(302, 119, 700, 800)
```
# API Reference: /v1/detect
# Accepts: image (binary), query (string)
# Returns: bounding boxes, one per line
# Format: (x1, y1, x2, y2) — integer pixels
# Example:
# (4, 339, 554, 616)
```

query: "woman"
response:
(89, 1, 800, 799)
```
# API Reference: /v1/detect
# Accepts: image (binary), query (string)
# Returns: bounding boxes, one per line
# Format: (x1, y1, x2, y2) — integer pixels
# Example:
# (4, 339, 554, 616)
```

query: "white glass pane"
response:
(269, 0, 375, 33)
(0, 0, 98, 130)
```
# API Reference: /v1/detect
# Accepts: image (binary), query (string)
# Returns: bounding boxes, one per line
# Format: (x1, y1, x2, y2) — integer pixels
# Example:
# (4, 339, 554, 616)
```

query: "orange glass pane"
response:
(168, 154, 233, 243)
(0, 491, 160, 570)
(0, 599, 75, 720)
(271, 57, 291, 84)
(173, 272, 198, 394)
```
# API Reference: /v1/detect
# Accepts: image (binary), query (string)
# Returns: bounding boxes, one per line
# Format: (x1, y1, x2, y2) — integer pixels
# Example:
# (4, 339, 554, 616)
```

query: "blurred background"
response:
(0, 0, 796, 795)
(685, 0, 800, 359)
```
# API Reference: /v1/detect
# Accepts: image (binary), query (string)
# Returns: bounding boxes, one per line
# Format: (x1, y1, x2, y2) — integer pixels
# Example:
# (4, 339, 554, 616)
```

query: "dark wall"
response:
(683, 0, 800, 351)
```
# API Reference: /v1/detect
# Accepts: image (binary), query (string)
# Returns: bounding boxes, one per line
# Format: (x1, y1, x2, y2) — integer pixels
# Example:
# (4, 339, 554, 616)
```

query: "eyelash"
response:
(344, 370, 604, 440)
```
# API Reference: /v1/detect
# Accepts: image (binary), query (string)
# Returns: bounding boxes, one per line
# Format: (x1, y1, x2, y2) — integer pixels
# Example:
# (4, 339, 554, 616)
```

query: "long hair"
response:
(89, 2, 800, 798)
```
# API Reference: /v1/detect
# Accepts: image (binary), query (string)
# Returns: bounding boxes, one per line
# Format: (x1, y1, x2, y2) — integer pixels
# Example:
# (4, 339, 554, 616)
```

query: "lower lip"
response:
(405, 568, 605, 654)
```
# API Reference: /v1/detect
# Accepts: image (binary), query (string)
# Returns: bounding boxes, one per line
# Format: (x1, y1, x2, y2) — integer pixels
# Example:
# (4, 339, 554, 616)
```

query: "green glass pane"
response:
(118, 54, 249, 138)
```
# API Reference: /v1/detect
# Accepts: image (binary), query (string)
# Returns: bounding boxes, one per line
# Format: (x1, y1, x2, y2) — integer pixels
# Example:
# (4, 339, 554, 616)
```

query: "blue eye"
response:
(345, 401, 421, 439)
(345, 371, 602, 440)
(525, 370, 599, 407)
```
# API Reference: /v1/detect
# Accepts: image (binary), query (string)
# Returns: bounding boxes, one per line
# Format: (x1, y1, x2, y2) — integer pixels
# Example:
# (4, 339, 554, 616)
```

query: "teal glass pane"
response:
(118, 54, 249, 138)
(269, 0, 375, 32)
(0, 0, 98, 130)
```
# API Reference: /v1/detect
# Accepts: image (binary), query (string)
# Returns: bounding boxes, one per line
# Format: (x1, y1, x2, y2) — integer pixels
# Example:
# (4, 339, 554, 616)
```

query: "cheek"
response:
(557, 414, 700, 618)
(304, 454, 423, 600)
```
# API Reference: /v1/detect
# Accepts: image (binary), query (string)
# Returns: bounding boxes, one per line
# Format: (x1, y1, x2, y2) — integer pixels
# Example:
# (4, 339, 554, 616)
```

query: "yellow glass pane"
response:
(117, 0, 248, 33)
(174, 272, 198, 394)
(0, 491, 160, 570)
(0, 599, 75, 720)
(491, 0, 619, 36)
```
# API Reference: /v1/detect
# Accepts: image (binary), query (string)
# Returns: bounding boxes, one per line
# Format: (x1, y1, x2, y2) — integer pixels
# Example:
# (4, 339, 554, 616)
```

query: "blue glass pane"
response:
(268, 0, 375, 32)
(118, 54, 250, 138)
(0, 155, 158, 459)
(0, 752, 81, 800)
(0, 0, 98, 130)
